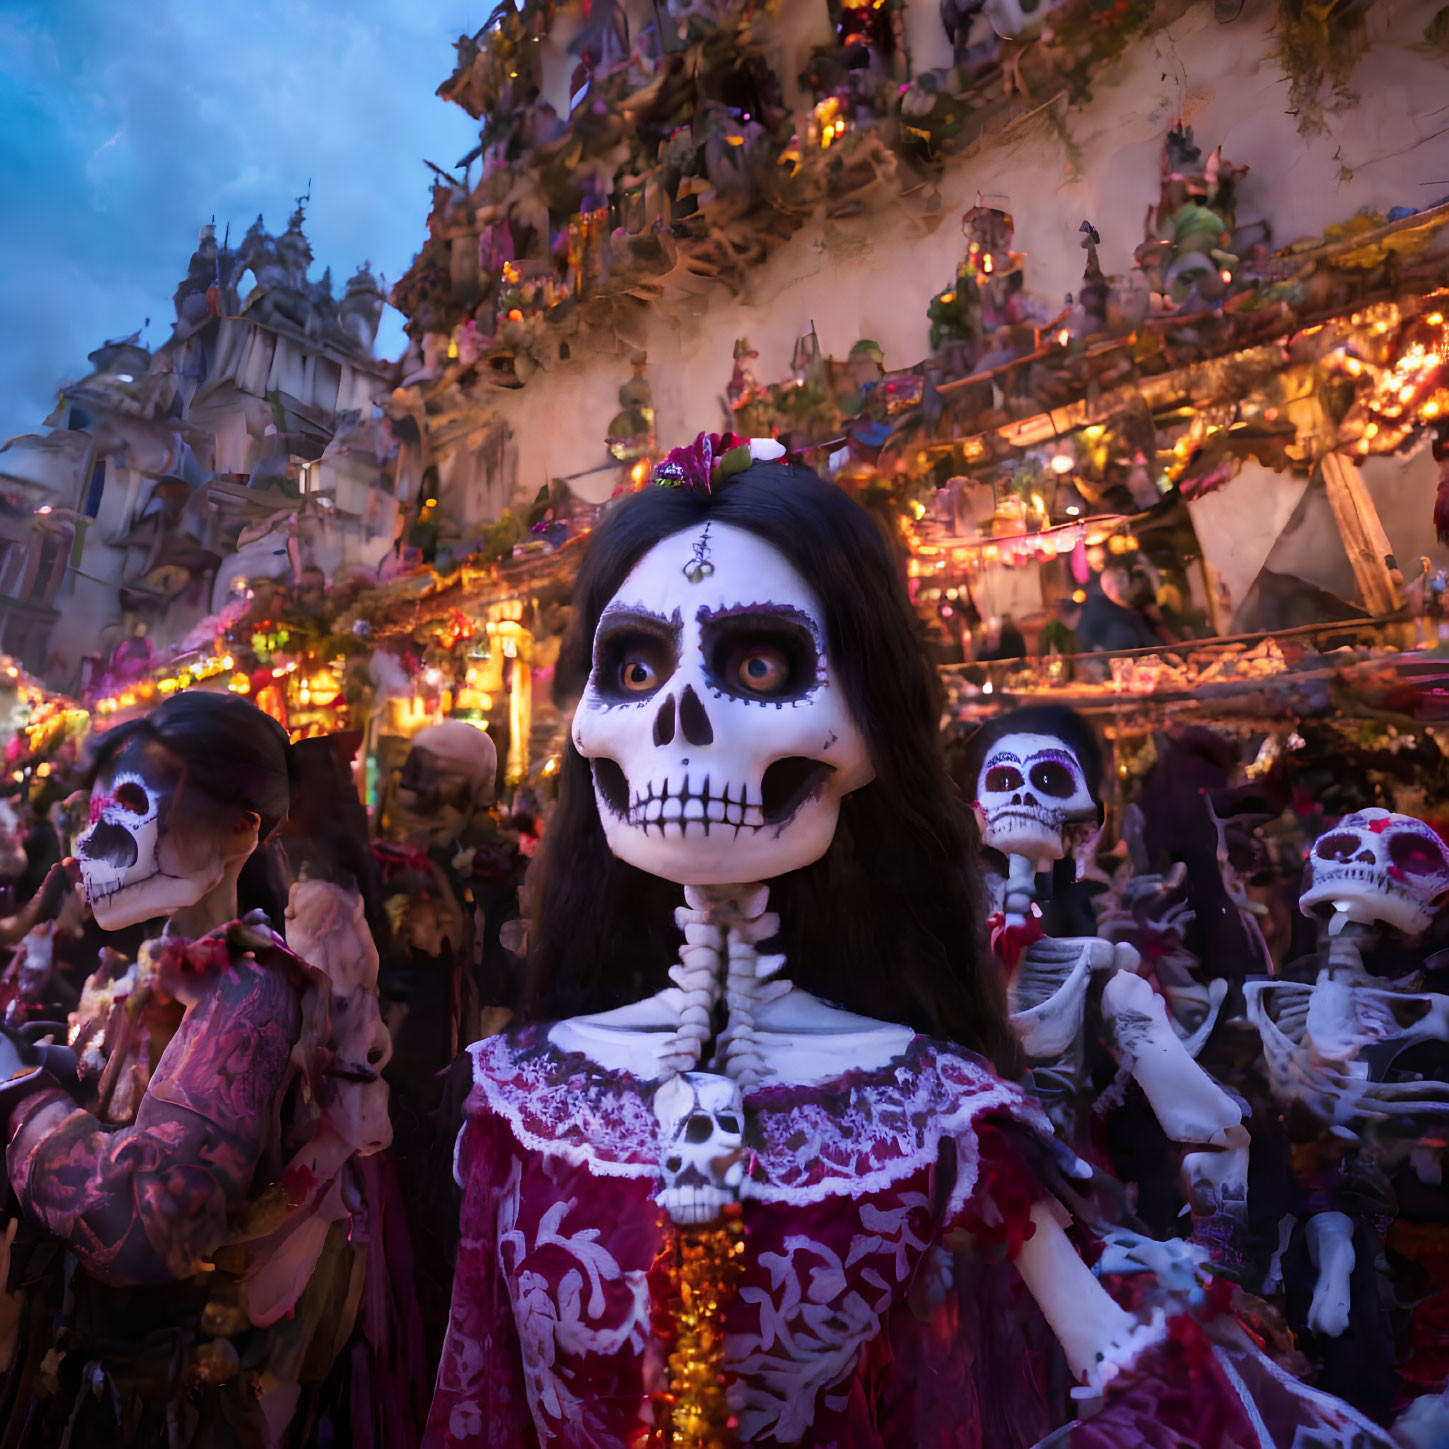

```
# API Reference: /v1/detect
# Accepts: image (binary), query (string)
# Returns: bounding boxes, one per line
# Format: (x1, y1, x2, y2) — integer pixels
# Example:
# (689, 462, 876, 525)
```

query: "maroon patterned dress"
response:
(426, 1026, 1399, 1449)
(0, 917, 425, 1448)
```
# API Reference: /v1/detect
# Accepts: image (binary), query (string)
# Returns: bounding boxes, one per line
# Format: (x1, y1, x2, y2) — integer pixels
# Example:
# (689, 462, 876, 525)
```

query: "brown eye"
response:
(736, 647, 790, 695)
(596, 622, 675, 701)
(701, 613, 818, 702)
(620, 653, 661, 692)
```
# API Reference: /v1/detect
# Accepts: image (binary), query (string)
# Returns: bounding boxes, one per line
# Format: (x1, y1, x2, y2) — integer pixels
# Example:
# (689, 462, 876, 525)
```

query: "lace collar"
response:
(466, 1025, 1050, 1213)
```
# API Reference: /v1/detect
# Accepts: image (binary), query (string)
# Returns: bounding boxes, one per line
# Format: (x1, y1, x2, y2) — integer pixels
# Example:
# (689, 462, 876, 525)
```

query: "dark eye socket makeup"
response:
(113, 782, 151, 814)
(698, 605, 821, 702)
(593, 607, 680, 701)
(984, 765, 1024, 794)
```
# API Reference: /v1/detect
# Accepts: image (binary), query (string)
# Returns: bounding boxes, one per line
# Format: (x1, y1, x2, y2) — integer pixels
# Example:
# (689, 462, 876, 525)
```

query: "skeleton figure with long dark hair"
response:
(0, 692, 411, 1448)
(427, 448, 1397, 1449)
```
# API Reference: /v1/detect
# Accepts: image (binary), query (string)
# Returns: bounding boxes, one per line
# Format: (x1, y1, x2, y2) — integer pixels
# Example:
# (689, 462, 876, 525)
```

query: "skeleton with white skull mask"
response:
(428, 457, 1381, 1449)
(965, 706, 1244, 1192)
(572, 517, 875, 886)
(1245, 809, 1449, 1378)
(1248, 810, 1449, 1120)
(0, 693, 402, 1442)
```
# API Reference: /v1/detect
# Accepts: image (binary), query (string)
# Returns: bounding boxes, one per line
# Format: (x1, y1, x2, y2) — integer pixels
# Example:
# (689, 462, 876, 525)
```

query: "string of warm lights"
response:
(650, 1210, 746, 1449)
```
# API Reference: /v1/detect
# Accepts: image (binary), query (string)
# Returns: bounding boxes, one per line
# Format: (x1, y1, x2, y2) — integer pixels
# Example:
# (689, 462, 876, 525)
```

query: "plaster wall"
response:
(454, 0, 1446, 512)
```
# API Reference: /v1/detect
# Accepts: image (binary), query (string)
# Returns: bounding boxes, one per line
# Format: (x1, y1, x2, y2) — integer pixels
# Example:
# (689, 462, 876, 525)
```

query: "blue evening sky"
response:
(0, 1, 481, 445)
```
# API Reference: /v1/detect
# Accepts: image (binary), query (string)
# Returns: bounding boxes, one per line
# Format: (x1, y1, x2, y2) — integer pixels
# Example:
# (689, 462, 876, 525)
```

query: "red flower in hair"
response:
(652, 432, 750, 496)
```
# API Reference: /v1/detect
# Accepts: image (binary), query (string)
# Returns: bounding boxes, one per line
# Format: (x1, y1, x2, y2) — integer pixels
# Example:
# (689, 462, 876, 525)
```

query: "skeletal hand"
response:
(1094, 1227, 1207, 1292)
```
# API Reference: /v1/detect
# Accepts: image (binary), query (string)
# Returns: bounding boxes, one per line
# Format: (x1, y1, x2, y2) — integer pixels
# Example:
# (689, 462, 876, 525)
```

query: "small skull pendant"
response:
(653, 1071, 748, 1225)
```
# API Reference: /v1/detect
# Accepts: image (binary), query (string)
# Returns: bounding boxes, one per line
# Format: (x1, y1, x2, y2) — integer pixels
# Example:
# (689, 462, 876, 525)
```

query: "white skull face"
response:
(390, 721, 496, 850)
(1300, 809, 1449, 936)
(285, 878, 393, 1156)
(75, 738, 223, 930)
(654, 1071, 747, 1225)
(976, 732, 1094, 870)
(572, 523, 874, 885)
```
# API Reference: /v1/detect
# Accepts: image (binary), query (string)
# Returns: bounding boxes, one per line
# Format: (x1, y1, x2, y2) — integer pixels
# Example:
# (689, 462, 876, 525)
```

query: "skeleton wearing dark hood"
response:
(375, 718, 523, 1369)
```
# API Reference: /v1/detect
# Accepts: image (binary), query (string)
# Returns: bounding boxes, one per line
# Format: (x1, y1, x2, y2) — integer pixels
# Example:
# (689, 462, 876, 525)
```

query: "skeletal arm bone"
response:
(1013, 1200, 1162, 1391)
(1305, 1211, 1355, 1338)
(1101, 969, 1241, 1145)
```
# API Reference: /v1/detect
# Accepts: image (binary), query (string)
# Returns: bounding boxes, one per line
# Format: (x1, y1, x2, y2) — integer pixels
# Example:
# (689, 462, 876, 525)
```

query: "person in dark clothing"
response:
(14, 819, 59, 909)
(1075, 568, 1162, 652)
(978, 614, 1028, 660)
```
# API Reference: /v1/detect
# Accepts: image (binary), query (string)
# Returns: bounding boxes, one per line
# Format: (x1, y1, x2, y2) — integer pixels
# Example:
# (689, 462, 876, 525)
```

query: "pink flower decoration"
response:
(651, 432, 749, 496)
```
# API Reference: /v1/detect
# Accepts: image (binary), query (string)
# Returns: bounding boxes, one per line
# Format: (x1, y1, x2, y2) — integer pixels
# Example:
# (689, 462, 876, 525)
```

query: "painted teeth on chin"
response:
(625, 782, 768, 833)
(1317, 864, 1416, 897)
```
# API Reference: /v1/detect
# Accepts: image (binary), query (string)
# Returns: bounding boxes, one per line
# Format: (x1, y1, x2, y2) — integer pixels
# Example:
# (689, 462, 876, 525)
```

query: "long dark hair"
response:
(85, 690, 296, 925)
(526, 461, 1018, 1071)
(282, 730, 389, 950)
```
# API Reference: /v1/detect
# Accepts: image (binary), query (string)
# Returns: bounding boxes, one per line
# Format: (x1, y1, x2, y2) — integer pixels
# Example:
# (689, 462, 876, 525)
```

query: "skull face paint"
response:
(390, 720, 497, 849)
(75, 738, 224, 930)
(976, 732, 1095, 870)
(573, 523, 874, 885)
(1300, 808, 1449, 936)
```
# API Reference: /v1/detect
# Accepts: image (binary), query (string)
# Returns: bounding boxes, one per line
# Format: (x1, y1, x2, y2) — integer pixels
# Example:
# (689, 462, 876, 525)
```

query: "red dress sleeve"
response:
(424, 1111, 535, 1448)
(5, 958, 300, 1287)
(935, 1123, 1397, 1449)
(843, 1119, 1063, 1449)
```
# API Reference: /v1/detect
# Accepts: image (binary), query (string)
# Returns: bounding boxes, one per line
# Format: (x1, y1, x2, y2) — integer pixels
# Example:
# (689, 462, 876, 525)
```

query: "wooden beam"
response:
(1319, 451, 1404, 617)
